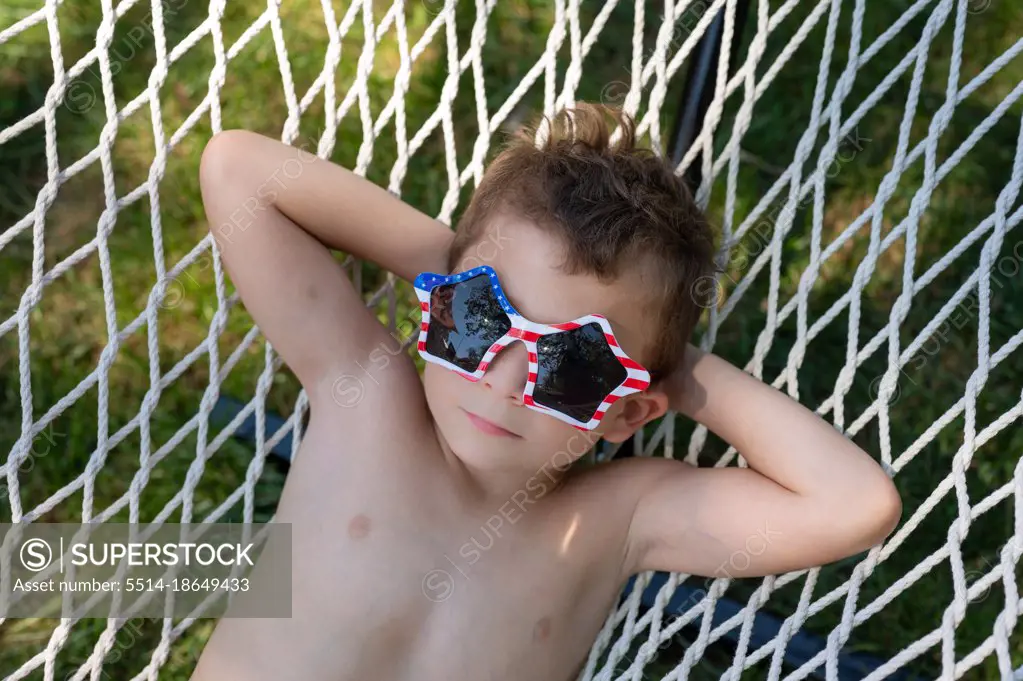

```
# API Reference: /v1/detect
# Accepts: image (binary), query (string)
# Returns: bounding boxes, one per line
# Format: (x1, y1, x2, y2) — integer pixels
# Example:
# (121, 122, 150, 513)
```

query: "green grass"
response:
(2, 0, 1022, 679)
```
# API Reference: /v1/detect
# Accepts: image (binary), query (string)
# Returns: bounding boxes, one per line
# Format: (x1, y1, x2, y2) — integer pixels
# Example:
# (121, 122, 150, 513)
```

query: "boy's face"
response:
(422, 212, 670, 476)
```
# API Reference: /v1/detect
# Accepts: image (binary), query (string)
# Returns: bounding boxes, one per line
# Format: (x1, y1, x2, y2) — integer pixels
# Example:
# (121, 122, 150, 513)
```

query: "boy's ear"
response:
(598, 388, 671, 444)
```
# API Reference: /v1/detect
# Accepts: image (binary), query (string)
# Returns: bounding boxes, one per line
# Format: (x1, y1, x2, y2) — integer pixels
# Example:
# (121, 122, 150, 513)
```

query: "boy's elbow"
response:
(199, 129, 250, 195)
(200, 130, 262, 245)
(863, 476, 902, 545)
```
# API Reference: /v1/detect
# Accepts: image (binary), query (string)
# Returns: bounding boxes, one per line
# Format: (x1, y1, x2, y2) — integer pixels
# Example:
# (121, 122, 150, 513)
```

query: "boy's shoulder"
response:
(567, 454, 696, 496)
(305, 323, 423, 410)
(303, 327, 432, 449)
(561, 455, 699, 577)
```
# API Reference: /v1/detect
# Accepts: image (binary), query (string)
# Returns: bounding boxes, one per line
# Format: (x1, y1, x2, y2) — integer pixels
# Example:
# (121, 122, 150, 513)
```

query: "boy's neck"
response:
(432, 420, 571, 509)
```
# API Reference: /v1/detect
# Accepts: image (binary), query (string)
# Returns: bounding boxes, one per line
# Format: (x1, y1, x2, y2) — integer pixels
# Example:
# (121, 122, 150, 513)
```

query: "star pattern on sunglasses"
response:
(418, 268, 518, 315)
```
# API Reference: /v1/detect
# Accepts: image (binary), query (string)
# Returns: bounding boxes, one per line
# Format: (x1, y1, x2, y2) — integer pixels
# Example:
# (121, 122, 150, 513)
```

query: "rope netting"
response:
(1, 0, 1022, 679)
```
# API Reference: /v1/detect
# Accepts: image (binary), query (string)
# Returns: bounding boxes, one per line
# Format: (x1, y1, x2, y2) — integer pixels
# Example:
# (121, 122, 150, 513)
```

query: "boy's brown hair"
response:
(447, 101, 719, 387)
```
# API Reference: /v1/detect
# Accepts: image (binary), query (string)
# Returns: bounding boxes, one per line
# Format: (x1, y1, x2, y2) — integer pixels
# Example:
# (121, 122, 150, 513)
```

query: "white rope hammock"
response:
(1, 0, 1022, 679)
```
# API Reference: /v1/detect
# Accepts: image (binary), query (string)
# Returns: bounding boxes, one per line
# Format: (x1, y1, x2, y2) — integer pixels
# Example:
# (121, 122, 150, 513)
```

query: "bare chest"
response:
(280, 417, 621, 674)
(200, 409, 629, 681)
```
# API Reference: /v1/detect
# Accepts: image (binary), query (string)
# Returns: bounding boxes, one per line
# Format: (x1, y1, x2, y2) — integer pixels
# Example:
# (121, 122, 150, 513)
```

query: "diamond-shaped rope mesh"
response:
(1, 0, 1022, 679)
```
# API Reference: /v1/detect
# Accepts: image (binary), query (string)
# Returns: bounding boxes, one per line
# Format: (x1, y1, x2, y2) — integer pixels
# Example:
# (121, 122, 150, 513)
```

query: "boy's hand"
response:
(198, 130, 454, 402)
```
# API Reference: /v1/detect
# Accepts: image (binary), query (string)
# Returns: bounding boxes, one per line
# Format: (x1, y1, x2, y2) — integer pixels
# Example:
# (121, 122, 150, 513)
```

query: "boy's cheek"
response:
(423, 363, 466, 405)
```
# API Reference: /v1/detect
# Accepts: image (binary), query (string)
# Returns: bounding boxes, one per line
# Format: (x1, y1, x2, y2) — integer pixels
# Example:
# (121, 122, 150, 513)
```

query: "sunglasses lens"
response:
(533, 322, 628, 423)
(425, 273, 512, 373)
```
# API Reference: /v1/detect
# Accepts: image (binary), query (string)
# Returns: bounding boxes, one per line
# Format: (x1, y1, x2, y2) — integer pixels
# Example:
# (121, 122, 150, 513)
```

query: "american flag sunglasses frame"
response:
(412, 265, 651, 431)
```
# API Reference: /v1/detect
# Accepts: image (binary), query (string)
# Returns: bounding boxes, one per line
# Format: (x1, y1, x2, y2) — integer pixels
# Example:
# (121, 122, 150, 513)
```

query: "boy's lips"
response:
(460, 407, 521, 438)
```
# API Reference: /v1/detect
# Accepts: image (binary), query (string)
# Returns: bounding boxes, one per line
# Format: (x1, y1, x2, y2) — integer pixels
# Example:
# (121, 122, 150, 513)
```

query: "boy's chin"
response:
(441, 427, 532, 471)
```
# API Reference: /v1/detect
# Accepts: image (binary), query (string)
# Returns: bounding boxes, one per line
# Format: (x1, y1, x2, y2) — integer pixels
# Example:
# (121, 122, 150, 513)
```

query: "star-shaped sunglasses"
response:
(413, 265, 651, 430)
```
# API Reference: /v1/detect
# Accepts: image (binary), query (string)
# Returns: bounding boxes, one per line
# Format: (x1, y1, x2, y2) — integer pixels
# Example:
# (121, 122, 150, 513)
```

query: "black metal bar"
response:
(671, 0, 752, 189)
(610, 0, 751, 464)
(212, 395, 296, 462)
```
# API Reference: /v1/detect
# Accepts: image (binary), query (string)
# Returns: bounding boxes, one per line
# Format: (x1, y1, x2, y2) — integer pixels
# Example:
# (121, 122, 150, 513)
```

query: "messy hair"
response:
(447, 101, 719, 387)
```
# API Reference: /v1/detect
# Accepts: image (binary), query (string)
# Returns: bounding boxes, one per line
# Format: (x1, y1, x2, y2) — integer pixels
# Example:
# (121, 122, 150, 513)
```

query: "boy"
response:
(190, 102, 901, 681)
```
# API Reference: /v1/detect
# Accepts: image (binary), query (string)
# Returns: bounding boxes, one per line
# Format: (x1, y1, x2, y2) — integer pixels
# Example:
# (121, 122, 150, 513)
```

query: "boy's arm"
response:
(199, 130, 454, 399)
(621, 344, 903, 579)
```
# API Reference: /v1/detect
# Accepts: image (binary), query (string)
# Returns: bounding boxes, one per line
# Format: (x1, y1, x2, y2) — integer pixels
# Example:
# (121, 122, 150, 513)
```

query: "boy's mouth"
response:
(460, 407, 521, 438)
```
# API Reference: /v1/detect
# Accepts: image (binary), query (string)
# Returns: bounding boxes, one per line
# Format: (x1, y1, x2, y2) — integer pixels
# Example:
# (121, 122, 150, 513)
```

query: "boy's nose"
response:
(481, 340, 529, 402)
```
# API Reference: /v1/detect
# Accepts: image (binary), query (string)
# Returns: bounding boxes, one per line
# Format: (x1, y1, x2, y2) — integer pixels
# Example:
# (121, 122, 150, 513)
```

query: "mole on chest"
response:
(533, 616, 552, 643)
(347, 513, 372, 539)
